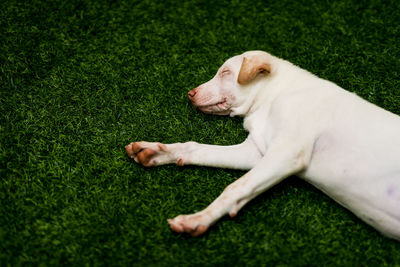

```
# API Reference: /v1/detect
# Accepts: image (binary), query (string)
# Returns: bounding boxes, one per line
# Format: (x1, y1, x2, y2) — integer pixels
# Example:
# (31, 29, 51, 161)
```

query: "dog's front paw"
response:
(167, 213, 211, 237)
(125, 141, 169, 167)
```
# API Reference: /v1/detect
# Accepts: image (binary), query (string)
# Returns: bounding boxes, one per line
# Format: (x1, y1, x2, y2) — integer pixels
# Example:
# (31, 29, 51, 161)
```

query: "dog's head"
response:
(188, 51, 272, 116)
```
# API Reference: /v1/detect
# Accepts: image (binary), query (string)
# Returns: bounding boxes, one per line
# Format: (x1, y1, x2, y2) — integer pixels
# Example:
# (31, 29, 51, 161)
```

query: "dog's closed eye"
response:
(220, 69, 231, 76)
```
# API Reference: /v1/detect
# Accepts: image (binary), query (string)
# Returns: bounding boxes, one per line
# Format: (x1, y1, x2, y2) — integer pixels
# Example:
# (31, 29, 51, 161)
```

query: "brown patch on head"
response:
(237, 54, 271, 85)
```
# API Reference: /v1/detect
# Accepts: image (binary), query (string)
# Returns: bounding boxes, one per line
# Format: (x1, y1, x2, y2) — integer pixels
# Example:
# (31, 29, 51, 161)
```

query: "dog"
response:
(126, 51, 400, 239)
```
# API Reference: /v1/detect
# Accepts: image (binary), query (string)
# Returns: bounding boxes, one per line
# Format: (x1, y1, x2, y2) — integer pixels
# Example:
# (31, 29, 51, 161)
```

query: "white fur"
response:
(126, 51, 400, 239)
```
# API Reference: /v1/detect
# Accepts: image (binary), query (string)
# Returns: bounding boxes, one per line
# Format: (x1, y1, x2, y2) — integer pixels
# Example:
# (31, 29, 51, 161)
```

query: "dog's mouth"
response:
(196, 99, 231, 115)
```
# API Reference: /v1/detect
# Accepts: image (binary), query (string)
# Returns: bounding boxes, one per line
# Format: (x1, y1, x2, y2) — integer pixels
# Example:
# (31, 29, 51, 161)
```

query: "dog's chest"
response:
(243, 110, 271, 155)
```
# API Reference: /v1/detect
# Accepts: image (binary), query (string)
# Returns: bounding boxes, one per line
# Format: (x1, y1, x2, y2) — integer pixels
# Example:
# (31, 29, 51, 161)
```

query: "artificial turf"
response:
(1, 0, 400, 265)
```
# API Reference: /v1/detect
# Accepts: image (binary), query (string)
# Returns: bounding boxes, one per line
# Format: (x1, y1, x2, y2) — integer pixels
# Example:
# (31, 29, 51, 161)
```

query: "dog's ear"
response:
(237, 55, 271, 85)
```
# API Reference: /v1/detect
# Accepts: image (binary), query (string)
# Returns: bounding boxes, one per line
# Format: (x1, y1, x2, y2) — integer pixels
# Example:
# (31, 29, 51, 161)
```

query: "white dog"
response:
(126, 51, 400, 239)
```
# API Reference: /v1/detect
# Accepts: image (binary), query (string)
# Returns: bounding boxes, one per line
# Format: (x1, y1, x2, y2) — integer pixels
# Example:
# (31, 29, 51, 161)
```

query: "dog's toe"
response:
(125, 143, 136, 158)
(137, 148, 157, 167)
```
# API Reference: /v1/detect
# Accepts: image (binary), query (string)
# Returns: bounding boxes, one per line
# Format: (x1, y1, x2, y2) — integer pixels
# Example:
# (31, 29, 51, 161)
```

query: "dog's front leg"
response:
(125, 136, 262, 170)
(168, 139, 312, 236)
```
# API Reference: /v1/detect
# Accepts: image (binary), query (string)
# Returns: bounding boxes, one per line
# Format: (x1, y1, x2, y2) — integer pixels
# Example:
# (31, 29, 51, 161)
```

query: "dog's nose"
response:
(188, 88, 197, 100)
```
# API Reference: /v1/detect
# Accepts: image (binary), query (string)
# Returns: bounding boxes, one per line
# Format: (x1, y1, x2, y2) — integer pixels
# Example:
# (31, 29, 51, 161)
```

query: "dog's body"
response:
(126, 51, 400, 239)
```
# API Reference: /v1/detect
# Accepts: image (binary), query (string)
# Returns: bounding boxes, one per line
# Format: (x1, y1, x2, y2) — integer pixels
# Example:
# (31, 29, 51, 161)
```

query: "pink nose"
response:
(188, 88, 198, 100)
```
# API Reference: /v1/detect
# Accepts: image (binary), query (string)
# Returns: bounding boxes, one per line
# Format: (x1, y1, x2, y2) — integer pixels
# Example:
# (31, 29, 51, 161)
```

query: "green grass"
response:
(1, 0, 400, 265)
